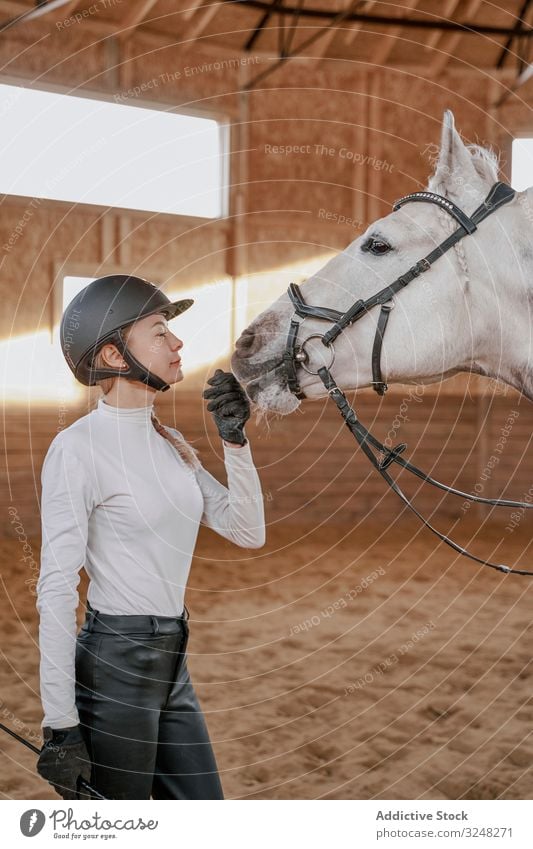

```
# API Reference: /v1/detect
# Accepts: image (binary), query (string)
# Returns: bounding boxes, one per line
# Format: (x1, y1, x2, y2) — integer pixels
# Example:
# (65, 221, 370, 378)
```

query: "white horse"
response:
(231, 111, 532, 411)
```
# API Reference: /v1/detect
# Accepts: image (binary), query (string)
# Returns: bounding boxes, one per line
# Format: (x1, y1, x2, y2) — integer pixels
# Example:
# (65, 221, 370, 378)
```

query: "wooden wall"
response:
(1, 19, 532, 537)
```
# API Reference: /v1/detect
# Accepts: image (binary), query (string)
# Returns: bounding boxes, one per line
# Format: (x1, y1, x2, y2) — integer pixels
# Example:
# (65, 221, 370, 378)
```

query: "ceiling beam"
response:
(427, 0, 484, 77)
(244, 0, 365, 88)
(236, 1, 533, 37)
(423, 0, 460, 50)
(300, 0, 363, 60)
(177, 0, 222, 49)
(495, 59, 533, 106)
(345, 0, 377, 45)
(117, 0, 159, 41)
(0, 0, 77, 32)
(182, 0, 208, 20)
(244, 0, 284, 52)
(496, 0, 533, 68)
(370, 0, 421, 66)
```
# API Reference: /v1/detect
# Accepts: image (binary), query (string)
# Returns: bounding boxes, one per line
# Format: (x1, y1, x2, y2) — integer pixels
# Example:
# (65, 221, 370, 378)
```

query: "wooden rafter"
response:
(370, 0, 421, 66)
(496, 0, 533, 68)
(236, 1, 533, 37)
(303, 0, 366, 60)
(182, 0, 207, 21)
(425, 0, 485, 76)
(495, 60, 533, 105)
(293, 0, 362, 61)
(0, 0, 78, 32)
(117, 0, 159, 41)
(244, 0, 364, 87)
(345, 0, 377, 45)
(424, 0, 461, 51)
(245, 0, 284, 52)
(59, 0, 81, 18)
(178, 0, 222, 49)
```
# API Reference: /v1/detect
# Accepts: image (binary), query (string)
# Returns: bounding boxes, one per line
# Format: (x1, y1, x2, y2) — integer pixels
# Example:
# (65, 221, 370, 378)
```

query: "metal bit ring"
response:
(296, 334, 336, 375)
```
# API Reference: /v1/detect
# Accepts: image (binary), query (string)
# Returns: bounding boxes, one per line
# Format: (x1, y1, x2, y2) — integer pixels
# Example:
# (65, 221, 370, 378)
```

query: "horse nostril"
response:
(235, 328, 259, 358)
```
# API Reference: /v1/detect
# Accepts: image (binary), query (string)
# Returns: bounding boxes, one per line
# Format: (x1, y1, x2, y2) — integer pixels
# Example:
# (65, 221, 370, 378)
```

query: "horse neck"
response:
(469, 188, 533, 399)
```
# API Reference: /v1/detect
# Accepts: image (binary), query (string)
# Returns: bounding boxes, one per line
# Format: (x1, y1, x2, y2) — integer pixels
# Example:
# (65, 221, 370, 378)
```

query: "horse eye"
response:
(362, 237, 392, 255)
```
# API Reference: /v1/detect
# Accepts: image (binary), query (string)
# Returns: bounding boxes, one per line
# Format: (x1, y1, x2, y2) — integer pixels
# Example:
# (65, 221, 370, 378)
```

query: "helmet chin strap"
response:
(87, 327, 171, 392)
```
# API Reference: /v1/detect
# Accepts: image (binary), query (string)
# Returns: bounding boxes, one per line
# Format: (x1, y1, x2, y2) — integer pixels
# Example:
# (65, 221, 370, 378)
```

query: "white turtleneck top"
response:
(36, 397, 265, 729)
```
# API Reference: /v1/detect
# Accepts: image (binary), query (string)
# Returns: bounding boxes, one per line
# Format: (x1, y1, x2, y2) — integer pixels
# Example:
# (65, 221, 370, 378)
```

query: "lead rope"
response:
(316, 366, 533, 577)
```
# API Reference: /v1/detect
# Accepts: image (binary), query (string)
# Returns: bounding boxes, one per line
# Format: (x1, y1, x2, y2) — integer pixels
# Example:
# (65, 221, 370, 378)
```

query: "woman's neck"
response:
(103, 378, 158, 409)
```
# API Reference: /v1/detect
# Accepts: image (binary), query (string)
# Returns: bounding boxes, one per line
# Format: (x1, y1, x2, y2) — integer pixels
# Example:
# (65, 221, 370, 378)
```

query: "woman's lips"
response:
(170, 359, 182, 366)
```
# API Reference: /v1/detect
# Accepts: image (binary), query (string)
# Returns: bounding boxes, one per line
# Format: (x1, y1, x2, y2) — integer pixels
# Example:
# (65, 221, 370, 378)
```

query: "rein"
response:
(284, 181, 533, 576)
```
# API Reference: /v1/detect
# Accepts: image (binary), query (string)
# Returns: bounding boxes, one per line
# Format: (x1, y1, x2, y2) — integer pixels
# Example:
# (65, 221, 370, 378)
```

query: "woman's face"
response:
(124, 312, 184, 385)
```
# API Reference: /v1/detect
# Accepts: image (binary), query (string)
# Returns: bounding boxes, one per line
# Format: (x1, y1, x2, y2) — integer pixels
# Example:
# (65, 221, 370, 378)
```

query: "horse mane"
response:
(427, 143, 500, 195)
(467, 144, 500, 183)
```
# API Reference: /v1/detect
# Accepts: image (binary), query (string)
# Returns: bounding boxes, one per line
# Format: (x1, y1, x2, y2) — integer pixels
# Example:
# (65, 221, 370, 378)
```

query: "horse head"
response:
(232, 110, 532, 412)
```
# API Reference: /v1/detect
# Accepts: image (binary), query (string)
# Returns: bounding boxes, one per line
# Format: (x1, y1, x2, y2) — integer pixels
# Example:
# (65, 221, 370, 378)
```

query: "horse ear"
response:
(428, 110, 493, 206)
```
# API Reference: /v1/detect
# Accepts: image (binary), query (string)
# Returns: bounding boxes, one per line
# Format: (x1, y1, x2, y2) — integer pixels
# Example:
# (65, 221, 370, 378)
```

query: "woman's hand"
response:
(202, 369, 250, 446)
(37, 724, 92, 799)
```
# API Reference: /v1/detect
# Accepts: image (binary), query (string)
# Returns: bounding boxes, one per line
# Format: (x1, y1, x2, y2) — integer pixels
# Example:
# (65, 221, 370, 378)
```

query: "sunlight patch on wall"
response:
(512, 138, 533, 191)
(0, 83, 226, 217)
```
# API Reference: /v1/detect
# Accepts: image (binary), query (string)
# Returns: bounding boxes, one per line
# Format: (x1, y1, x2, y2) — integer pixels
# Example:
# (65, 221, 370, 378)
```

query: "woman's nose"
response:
(170, 335, 183, 351)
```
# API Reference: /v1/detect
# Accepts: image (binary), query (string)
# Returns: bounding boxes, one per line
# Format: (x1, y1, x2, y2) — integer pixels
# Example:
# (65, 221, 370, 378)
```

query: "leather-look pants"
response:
(74, 601, 224, 800)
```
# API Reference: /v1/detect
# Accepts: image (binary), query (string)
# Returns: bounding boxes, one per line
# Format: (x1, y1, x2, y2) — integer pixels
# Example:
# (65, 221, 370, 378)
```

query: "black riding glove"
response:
(37, 724, 92, 800)
(202, 369, 250, 447)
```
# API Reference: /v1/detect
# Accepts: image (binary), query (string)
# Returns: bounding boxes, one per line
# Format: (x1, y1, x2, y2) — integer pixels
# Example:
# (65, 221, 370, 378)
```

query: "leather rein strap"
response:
(285, 181, 533, 576)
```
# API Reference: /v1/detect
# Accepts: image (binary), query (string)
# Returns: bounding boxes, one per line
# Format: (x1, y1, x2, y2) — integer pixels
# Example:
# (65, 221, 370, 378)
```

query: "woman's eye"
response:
(362, 237, 392, 255)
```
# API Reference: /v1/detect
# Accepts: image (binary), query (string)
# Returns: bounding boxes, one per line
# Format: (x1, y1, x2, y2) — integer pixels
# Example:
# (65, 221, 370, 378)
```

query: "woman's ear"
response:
(99, 342, 127, 369)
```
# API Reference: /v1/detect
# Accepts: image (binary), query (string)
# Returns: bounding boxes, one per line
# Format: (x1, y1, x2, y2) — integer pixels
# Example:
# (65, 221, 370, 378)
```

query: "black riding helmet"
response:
(60, 274, 194, 392)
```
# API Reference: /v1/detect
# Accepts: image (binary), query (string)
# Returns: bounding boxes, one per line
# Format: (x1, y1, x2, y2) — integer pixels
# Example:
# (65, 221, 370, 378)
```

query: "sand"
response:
(0, 514, 532, 800)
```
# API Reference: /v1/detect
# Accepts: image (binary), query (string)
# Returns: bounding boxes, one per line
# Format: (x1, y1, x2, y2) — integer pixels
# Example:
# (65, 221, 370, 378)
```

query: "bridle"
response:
(285, 181, 516, 399)
(283, 180, 533, 577)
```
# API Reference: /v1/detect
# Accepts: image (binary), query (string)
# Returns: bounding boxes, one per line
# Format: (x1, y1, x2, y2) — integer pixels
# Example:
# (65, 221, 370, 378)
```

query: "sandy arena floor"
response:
(0, 515, 532, 800)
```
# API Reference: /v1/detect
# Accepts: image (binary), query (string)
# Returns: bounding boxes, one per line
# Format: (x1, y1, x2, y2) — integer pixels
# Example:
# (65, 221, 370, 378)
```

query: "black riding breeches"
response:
(74, 602, 224, 800)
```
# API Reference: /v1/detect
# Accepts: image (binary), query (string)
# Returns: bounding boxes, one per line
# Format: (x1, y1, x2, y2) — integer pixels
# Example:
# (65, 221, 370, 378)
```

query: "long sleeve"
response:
(36, 438, 95, 729)
(193, 439, 266, 549)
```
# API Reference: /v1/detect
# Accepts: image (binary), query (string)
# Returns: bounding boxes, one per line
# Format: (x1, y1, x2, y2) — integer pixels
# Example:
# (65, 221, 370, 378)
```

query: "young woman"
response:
(36, 274, 265, 801)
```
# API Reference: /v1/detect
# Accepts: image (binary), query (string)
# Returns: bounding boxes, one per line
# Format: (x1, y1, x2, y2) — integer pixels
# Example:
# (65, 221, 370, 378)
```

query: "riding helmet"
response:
(60, 274, 194, 392)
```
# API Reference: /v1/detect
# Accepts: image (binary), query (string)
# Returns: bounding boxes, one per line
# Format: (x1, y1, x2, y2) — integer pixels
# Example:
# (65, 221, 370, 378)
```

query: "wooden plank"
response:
(117, 0, 159, 41)
(428, 0, 484, 77)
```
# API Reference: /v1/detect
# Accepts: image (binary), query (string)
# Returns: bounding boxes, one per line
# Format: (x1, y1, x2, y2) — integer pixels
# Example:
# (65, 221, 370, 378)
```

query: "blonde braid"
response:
(150, 412, 202, 472)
